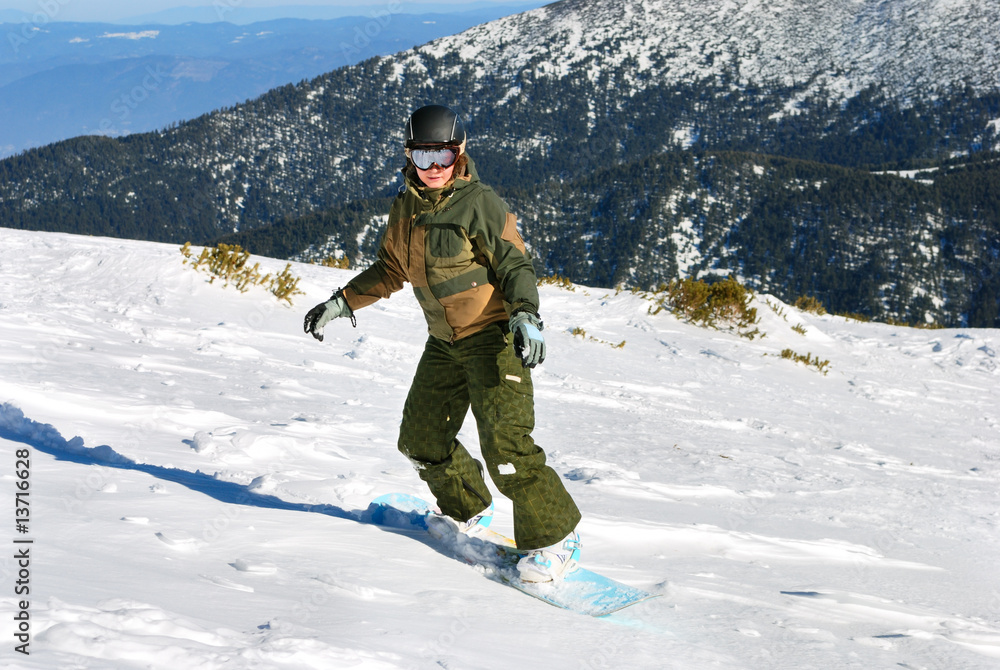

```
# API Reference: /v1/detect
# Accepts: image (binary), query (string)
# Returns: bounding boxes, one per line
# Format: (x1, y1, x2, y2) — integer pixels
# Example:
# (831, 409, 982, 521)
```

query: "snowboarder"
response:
(304, 104, 581, 582)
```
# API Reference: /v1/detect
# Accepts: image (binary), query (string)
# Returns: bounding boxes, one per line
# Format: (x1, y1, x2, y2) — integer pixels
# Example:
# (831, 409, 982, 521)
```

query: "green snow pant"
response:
(398, 323, 581, 550)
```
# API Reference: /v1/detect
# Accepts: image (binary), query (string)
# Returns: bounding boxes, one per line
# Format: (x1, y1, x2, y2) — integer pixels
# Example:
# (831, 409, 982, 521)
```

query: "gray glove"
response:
(304, 291, 354, 342)
(509, 310, 545, 368)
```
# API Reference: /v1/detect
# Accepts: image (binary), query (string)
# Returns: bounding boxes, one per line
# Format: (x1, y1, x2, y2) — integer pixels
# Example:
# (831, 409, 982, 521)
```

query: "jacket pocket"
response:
(426, 224, 468, 259)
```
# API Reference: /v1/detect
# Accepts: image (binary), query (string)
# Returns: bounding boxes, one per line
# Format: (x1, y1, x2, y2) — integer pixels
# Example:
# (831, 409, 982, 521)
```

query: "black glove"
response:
(509, 311, 545, 368)
(303, 291, 353, 342)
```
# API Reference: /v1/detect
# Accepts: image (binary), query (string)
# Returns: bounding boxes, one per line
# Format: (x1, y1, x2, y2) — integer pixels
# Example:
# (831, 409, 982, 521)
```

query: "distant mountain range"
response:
(0, 2, 547, 25)
(118, 2, 547, 25)
(0, 5, 542, 157)
(1, 0, 998, 326)
(0, 10, 29, 22)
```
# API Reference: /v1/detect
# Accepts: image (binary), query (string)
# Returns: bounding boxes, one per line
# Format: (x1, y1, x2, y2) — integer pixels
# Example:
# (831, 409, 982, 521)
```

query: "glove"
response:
(303, 291, 353, 342)
(509, 310, 545, 368)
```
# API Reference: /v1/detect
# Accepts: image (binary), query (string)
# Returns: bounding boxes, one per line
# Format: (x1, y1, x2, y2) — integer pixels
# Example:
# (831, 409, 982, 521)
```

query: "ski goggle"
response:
(408, 146, 459, 170)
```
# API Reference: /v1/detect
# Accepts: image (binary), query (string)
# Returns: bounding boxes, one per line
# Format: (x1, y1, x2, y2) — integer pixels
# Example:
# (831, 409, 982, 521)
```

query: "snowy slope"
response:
(1, 229, 999, 669)
(417, 0, 1000, 102)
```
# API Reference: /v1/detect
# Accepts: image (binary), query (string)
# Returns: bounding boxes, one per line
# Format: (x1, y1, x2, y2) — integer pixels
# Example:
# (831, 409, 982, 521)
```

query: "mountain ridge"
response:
(1, 0, 998, 325)
(0, 8, 543, 157)
(417, 0, 1000, 102)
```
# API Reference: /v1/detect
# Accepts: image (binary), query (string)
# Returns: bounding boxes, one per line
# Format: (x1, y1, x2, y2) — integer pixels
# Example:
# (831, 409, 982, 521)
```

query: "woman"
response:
(304, 104, 581, 582)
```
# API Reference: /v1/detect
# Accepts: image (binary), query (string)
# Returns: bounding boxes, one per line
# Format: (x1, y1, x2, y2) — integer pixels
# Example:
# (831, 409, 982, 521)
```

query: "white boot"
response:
(516, 530, 582, 583)
(457, 501, 494, 537)
(427, 502, 494, 541)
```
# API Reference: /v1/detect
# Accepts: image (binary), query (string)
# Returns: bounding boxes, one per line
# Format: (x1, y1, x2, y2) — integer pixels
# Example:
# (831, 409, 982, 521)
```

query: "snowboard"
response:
(366, 492, 660, 617)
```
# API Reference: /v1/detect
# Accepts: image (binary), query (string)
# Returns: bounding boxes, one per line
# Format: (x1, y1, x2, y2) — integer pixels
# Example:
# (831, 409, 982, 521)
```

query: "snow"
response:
(987, 118, 1000, 150)
(411, 0, 999, 104)
(670, 215, 702, 276)
(98, 31, 159, 41)
(1, 229, 999, 669)
(671, 124, 696, 149)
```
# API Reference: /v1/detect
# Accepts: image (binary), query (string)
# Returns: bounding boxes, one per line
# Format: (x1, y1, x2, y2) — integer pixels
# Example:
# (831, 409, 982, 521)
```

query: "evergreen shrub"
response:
(649, 276, 763, 339)
(780, 348, 830, 375)
(181, 242, 304, 304)
(794, 296, 827, 315)
(320, 256, 350, 269)
(538, 274, 576, 291)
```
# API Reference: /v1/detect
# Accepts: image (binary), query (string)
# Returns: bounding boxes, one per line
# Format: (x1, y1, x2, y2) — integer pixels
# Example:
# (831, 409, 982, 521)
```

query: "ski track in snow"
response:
(1, 230, 999, 669)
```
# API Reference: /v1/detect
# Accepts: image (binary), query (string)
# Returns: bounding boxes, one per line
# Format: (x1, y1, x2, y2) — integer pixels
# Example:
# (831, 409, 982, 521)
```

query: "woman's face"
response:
(415, 162, 455, 189)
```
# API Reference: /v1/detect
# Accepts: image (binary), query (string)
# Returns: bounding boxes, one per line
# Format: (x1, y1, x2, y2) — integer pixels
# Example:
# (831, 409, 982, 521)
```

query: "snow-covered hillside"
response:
(417, 0, 1000, 103)
(1, 230, 999, 669)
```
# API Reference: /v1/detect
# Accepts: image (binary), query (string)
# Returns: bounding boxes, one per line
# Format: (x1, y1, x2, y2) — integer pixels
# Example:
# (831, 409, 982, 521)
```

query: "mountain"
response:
(2, 228, 999, 669)
(1, 0, 999, 326)
(116, 2, 547, 25)
(0, 7, 544, 158)
(0, 9, 30, 22)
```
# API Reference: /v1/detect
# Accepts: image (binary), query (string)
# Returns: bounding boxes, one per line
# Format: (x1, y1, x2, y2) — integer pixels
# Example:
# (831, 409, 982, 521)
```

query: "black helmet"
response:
(404, 105, 466, 150)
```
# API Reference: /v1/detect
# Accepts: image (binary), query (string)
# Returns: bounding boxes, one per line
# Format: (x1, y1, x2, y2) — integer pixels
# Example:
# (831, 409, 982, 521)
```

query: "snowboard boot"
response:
(516, 530, 582, 583)
(427, 501, 494, 541)
(456, 501, 494, 537)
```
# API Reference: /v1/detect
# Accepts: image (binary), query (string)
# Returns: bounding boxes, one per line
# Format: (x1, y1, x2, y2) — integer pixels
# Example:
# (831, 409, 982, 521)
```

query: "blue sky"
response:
(0, 1, 513, 23)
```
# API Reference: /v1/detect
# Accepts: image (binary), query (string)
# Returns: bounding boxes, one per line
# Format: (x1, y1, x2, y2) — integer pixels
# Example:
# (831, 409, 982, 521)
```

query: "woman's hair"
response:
(453, 153, 469, 177)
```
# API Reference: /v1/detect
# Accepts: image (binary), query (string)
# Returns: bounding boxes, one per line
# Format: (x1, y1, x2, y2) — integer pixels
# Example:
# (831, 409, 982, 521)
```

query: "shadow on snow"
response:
(0, 401, 398, 529)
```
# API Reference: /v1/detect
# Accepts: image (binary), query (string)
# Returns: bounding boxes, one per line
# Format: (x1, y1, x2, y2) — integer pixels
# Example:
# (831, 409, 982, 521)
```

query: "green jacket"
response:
(343, 155, 540, 342)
